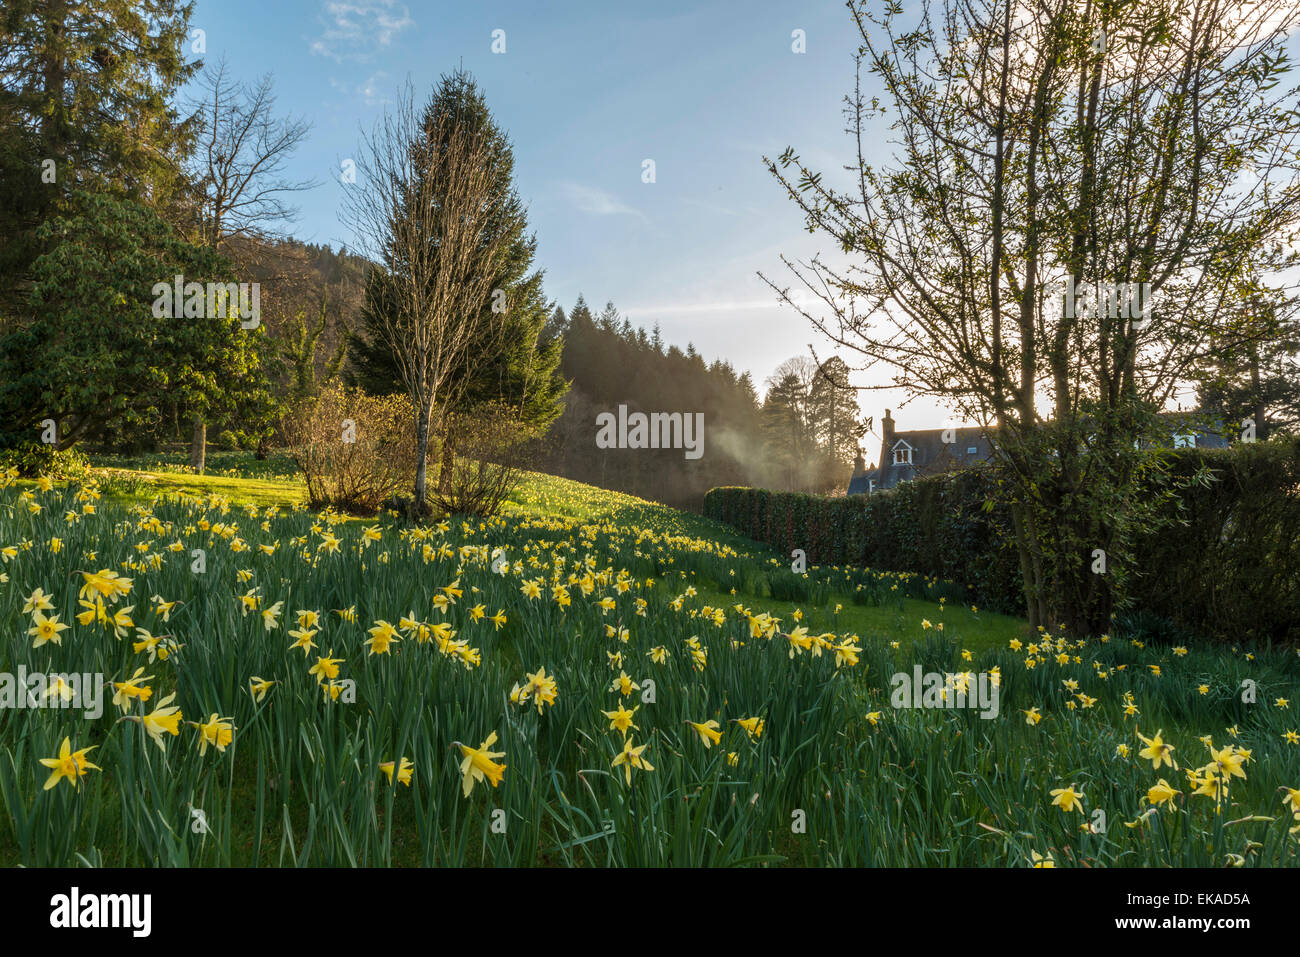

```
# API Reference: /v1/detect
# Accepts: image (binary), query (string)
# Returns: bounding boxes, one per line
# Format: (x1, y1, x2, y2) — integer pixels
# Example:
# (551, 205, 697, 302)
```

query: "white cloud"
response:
(328, 71, 391, 106)
(559, 182, 646, 220)
(621, 299, 787, 315)
(310, 1, 413, 62)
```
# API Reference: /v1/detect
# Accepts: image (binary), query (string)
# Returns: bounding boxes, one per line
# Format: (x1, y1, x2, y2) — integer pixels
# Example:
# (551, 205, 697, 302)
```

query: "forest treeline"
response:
(534, 296, 860, 508)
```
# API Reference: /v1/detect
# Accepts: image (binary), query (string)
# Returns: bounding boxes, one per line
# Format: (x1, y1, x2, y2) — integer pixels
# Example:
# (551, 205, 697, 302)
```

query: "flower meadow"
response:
(0, 468, 1297, 867)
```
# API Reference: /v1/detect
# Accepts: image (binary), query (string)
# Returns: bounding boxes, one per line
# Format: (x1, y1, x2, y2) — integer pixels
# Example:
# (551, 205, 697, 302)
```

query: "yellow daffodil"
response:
(1137, 729, 1176, 771)
(111, 667, 153, 711)
(611, 671, 639, 696)
(28, 610, 69, 648)
(601, 703, 639, 738)
(455, 732, 506, 797)
(365, 620, 401, 655)
(1050, 784, 1085, 814)
(23, 587, 55, 614)
(611, 737, 654, 784)
(379, 757, 414, 786)
(139, 693, 183, 751)
(309, 651, 344, 684)
(39, 737, 101, 790)
(1146, 779, 1179, 809)
(686, 719, 723, 749)
(190, 713, 236, 755)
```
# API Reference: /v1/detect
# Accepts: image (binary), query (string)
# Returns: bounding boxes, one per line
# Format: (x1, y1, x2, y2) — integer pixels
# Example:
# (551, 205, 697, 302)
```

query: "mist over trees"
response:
(540, 297, 859, 509)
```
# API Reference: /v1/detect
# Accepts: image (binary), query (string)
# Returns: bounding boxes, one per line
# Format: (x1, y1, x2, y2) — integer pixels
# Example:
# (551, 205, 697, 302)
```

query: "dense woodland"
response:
(538, 297, 859, 507)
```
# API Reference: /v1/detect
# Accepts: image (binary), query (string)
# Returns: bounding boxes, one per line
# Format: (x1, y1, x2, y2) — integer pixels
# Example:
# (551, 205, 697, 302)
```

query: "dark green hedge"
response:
(705, 436, 1300, 641)
(705, 467, 1025, 616)
(1133, 437, 1300, 642)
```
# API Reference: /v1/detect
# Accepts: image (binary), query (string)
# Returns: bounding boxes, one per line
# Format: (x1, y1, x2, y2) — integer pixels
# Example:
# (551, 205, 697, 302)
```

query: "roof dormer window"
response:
(891, 440, 913, 465)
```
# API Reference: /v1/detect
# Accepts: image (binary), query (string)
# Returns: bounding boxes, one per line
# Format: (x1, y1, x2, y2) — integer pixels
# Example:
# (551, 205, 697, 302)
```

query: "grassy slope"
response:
(7, 459, 1292, 867)
(80, 460, 1028, 650)
(508, 472, 1027, 649)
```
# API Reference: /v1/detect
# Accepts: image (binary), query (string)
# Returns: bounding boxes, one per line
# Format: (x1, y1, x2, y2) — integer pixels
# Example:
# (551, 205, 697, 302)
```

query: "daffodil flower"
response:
(455, 732, 506, 797)
(39, 737, 101, 790)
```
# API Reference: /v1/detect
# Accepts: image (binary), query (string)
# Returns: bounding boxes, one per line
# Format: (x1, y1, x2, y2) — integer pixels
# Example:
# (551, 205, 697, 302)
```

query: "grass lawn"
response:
(84, 458, 1027, 649)
(4, 453, 1293, 867)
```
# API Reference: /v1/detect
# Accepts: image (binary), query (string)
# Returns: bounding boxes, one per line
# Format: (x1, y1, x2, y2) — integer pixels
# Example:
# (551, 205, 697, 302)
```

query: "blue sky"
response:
(188, 0, 931, 432)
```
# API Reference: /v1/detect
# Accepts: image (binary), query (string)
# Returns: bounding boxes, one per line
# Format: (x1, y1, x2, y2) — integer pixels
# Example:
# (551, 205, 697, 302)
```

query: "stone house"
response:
(847, 408, 1230, 495)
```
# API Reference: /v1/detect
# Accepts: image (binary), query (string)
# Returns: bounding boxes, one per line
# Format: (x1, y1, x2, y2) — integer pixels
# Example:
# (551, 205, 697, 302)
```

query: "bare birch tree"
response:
(342, 73, 523, 514)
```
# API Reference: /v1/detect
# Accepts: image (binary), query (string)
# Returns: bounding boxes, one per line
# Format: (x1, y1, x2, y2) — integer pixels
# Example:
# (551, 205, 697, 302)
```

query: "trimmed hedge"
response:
(705, 436, 1300, 641)
(1134, 437, 1300, 642)
(705, 467, 1024, 617)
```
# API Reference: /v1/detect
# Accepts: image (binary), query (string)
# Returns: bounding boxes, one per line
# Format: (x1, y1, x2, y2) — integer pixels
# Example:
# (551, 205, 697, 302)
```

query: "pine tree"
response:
(0, 0, 198, 313)
(546, 304, 568, 339)
(596, 300, 620, 333)
(761, 372, 808, 488)
(346, 70, 565, 500)
(807, 357, 862, 461)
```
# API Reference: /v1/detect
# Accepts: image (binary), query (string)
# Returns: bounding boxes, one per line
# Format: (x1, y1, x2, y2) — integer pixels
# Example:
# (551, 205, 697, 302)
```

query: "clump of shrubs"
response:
(283, 385, 415, 514)
(0, 442, 91, 481)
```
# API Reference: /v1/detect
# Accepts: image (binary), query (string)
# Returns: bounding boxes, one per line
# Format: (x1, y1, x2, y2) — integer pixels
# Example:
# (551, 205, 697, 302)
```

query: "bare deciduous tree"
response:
(763, 0, 1300, 632)
(342, 74, 523, 514)
(183, 57, 316, 472)
(189, 57, 315, 252)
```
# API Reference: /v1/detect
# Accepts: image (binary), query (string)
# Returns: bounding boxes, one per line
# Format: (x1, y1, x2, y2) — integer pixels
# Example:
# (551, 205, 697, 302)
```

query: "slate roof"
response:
(867, 427, 994, 491)
(1156, 412, 1231, 449)
(846, 410, 1233, 495)
(846, 471, 873, 495)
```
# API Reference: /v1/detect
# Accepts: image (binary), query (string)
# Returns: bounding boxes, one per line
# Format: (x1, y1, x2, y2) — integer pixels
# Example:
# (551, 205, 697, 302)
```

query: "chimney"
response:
(852, 447, 866, 476)
(881, 409, 895, 468)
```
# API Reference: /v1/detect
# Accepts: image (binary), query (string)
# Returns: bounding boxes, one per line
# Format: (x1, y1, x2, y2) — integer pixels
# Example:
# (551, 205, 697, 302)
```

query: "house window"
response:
(966, 447, 977, 455)
(1174, 433, 1195, 449)
(891, 442, 913, 465)
(868, 479, 876, 494)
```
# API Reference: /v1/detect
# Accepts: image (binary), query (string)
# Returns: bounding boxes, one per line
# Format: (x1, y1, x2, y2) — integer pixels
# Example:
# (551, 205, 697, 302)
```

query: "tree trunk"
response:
(1250, 350, 1265, 440)
(190, 419, 206, 474)
(413, 404, 431, 514)
(1010, 501, 1041, 629)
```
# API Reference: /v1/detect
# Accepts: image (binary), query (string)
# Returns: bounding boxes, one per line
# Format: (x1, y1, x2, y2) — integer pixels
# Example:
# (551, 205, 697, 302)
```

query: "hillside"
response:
(78, 453, 1024, 650)
(3, 458, 1296, 867)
